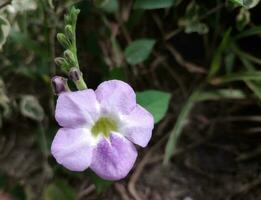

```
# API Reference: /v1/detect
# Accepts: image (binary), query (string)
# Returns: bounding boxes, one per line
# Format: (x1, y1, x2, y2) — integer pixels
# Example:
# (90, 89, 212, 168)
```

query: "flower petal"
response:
(120, 105, 154, 147)
(55, 89, 100, 128)
(51, 128, 95, 171)
(90, 132, 137, 180)
(95, 80, 136, 115)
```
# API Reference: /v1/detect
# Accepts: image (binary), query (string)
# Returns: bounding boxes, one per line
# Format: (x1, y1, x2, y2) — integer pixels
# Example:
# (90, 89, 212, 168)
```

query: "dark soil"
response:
(97, 100, 261, 200)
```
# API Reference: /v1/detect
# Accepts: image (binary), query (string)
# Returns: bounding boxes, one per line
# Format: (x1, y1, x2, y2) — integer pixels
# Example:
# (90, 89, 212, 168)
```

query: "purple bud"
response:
(69, 67, 82, 81)
(51, 76, 70, 95)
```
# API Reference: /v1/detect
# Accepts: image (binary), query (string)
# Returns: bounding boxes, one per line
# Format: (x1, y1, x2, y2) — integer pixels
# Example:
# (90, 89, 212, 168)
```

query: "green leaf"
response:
(225, 52, 236, 73)
(240, 57, 261, 101)
(245, 81, 261, 100)
(184, 22, 209, 35)
(99, 0, 119, 13)
(208, 28, 232, 78)
(164, 89, 200, 164)
(134, 0, 175, 9)
(43, 180, 75, 200)
(10, 31, 48, 57)
(211, 71, 261, 84)
(229, 0, 260, 9)
(0, 78, 11, 119)
(236, 7, 250, 31)
(124, 39, 156, 65)
(233, 46, 261, 65)
(107, 68, 126, 80)
(11, 0, 37, 11)
(195, 89, 246, 101)
(178, 1, 209, 35)
(0, 16, 10, 50)
(94, 0, 109, 7)
(235, 25, 261, 39)
(137, 90, 171, 123)
(20, 95, 44, 122)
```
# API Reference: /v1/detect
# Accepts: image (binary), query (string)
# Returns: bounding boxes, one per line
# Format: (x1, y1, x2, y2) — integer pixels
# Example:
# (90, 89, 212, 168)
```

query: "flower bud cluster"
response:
(55, 7, 80, 72)
(52, 7, 87, 93)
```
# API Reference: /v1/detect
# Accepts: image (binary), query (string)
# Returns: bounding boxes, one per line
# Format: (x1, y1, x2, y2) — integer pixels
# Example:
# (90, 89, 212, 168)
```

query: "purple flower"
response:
(51, 80, 154, 180)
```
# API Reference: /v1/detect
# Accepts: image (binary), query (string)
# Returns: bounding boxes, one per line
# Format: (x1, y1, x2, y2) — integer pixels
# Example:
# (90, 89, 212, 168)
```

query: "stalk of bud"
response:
(69, 67, 87, 90)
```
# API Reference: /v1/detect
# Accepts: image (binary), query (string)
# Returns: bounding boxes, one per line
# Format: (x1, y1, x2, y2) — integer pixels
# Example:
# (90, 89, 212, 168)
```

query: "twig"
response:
(77, 184, 95, 200)
(128, 150, 152, 200)
(0, 0, 11, 9)
(236, 146, 261, 162)
(227, 174, 261, 200)
(218, 115, 261, 122)
(128, 116, 173, 200)
(115, 183, 131, 200)
(165, 44, 206, 74)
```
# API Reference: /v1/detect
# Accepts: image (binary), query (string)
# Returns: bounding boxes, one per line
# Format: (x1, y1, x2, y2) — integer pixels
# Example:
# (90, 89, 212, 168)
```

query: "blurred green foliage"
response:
(0, 0, 260, 199)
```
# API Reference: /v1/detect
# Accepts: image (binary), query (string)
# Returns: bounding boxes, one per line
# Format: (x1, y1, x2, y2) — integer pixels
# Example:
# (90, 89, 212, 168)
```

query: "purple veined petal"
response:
(55, 89, 100, 128)
(120, 105, 154, 148)
(90, 132, 137, 180)
(95, 80, 136, 115)
(51, 128, 95, 171)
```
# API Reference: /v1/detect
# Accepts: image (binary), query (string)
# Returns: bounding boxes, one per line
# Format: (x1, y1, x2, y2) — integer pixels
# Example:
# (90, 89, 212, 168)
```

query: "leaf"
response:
(136, 90, 171, 123)
(184, 22, 209, 35)
(0, 16, 10, 50)
(208, 28, 232, 78)
(20, 95, 44, 122)
(233, 46, 261, 65)
(0, 78, 11, 118)
(43, 180, 75, 200)
(240, 57, 261, 101)
(124, 39, 156, 65)
(225, 52, 236, 73)
(10, 31, 48, 57)
(235, 25, 261, 39)
(107, 68, 126, 80)
(48, 0, 54, 8)
(195, 89, 246, 101)
(178, 1, 209, 35)
(210, 71, 261, 85)
(245, 81, 261, 100)
(99, 0, 119, 13)
(236, 7, 250, 31)
(94, 0, 110, 7)
(133, 0, 175, 9)
(229, 0, 260, 9)
(164, 89, 200, 164)
(11, 0, 37, 11)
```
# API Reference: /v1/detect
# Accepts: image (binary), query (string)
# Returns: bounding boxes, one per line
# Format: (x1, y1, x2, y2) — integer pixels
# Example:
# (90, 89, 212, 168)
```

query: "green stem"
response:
(71, 11, 80, 68)
(74, 76, 87, 90)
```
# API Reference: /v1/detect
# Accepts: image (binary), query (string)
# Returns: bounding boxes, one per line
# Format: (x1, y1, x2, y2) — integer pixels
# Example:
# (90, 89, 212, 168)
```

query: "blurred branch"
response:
(0, 0, 11, 9)
(77, 184, 95, 200)
(165, 44, 206, 74)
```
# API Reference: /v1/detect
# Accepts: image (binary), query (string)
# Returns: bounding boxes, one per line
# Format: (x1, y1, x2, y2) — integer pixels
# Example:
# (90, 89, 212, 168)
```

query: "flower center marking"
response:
(91, 117, 118, 138)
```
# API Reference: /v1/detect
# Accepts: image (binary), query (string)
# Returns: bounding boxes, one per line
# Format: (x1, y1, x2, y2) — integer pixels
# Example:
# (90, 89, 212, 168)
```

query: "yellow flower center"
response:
(91, 117, 118, 137)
